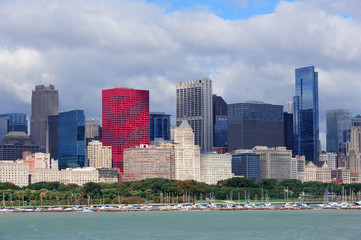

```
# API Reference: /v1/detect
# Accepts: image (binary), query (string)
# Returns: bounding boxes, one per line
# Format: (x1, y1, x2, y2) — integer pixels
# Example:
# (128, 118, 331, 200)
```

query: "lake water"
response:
(1, 210, 361, 240)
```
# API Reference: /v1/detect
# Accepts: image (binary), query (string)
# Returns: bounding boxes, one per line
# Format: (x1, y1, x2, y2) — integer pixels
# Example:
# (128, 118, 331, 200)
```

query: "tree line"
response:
(1, 178, 361, 205)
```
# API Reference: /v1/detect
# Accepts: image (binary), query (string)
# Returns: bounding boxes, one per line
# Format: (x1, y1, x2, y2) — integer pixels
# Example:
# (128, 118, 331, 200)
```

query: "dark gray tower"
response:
(31, 84, 59, 152)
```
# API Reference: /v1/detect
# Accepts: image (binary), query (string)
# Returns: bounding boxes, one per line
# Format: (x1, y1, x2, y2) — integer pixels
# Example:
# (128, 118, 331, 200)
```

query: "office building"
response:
(228, 101, 284, 151)
(231, 153, 260, 181)
(326, 109, 352, 153)
(0, 132, 39, 161)
(150, 112, 171, 142)
(213, 95, 228, 148)
(59, 167, 118, 186)
(102, 88, 149, 172)
(87, 140, 112, 169)
(29, 169, 60, 184)
(337, 114, 361, 155)
(283, 112, 293, 152)
(0, 113, 28, 144)
(85, 119, 100, 146)
(173, 120, 201, 181)
(253, 146, 292, 181)
(319, 152, 338, 169)
(293, 66, 320, 162)
(176, 79, 213, 153)
(30, 84, 59, 152)
(200, 153, 232, 185)
(123, 144, 173, 181)
(48, 115, 58, 160)
(58, 110, 85, 169)
(0, 161, 29, 187)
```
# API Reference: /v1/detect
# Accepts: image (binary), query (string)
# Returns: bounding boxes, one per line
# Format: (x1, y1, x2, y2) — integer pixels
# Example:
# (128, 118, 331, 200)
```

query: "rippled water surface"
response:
(1, 210, 361, 240)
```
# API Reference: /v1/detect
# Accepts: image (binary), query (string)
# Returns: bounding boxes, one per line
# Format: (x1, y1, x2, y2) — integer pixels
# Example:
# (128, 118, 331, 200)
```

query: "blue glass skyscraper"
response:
(150, 112, 171, 141)
(58, 110, 85, 169)
(293, 66, 320, 162)
(0, 113, 28, 144)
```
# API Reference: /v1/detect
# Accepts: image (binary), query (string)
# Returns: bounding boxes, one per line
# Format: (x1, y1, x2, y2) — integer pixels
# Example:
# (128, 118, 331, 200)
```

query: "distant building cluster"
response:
(1, 66, 360, 187)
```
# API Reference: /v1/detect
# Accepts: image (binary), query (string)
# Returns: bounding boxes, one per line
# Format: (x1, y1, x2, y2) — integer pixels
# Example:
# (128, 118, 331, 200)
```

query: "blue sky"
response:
(147, 0, 295, 19)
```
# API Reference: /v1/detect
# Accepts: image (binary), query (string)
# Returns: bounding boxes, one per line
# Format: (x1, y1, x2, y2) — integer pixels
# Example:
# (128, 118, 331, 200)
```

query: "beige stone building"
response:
(29, 169, 60, 184)
(298, 161, 331, 183)
(123, 144, 173, 181)
(200, 153, 232, 185)
(87, 140, 112, 168)
(253, 146, 292, 180)
(173, 120, 201, 181)
(59, 167, 118, 186)
(0, 161, 29, 187)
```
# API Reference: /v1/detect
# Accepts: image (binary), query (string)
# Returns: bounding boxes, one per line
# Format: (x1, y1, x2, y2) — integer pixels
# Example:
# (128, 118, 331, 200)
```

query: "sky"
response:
(1, 0, 361, 150)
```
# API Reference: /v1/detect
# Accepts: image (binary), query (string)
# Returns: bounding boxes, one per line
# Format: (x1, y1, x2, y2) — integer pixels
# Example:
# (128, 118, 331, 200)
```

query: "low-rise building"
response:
(29, 169, 60, 184)
(59, 167, 118, 186)
(200, 153, 232, 185)
(123, 144, 173, 181)
(0, 161, 29, 187)
(253, 146, 292, 180)
(298, 161, 331, 183)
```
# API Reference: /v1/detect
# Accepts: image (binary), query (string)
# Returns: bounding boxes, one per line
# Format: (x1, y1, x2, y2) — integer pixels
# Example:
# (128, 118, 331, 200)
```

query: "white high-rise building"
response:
(176, 79, 213, 152)
(87, 140, 112, 169)
(173, 120, 201, 181)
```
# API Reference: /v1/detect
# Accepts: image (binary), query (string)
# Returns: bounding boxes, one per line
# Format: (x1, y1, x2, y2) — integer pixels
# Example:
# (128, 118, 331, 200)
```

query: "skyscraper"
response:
(58, 110, 85, 169)
(150, 112, 171, 142)
(213, 94, 228, 148)
(102, 88, 149, 172)
(48, 115, 58, 160)
(293, 66, 320, 162)
(283, 112, 293, 152)
(337, 114, 361, 155)
(176, 79, 213, 152)
(228, 101, 284, 151)
(0, 113, 28, 144)
(326, 109, 352, 153)
(31, 84, 59, 152)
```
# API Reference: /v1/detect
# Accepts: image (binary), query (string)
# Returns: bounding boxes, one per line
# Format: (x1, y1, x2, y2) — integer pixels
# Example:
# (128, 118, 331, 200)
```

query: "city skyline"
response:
(1, 0, 361, 150)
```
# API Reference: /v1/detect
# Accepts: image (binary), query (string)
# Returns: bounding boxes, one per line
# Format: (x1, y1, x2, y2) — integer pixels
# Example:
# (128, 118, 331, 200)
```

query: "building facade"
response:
(150, 112, 171, 142)
(213, 94, 228, 148)
(123, 144, 173, 181)
(102, 88, 150, 172)
(283, 112, 293, 152)
(87, 140, 112, 169)
(30, 84, 59, 152)
(326, 109, 352, 153)
(337, 114, 361, 155)
(58, 110, 85, 169)
(200, 153, 232, 185)
(48, 115, 58, 160)
(59, 167, 118, 186)
(293, 66, 320, 162)
(253, 146, 292, 181)
(176, 79, 213, 153)
(228, 101, 284, 151)
(173, 120, 201, 181)
(0, 161, 29, 187)
(231, 153, 260, 181)
(319, 152, 338, 170)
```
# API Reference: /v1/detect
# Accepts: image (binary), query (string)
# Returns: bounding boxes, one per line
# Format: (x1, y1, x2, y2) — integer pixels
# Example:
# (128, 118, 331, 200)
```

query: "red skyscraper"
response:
(102, 88, 150, 172)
